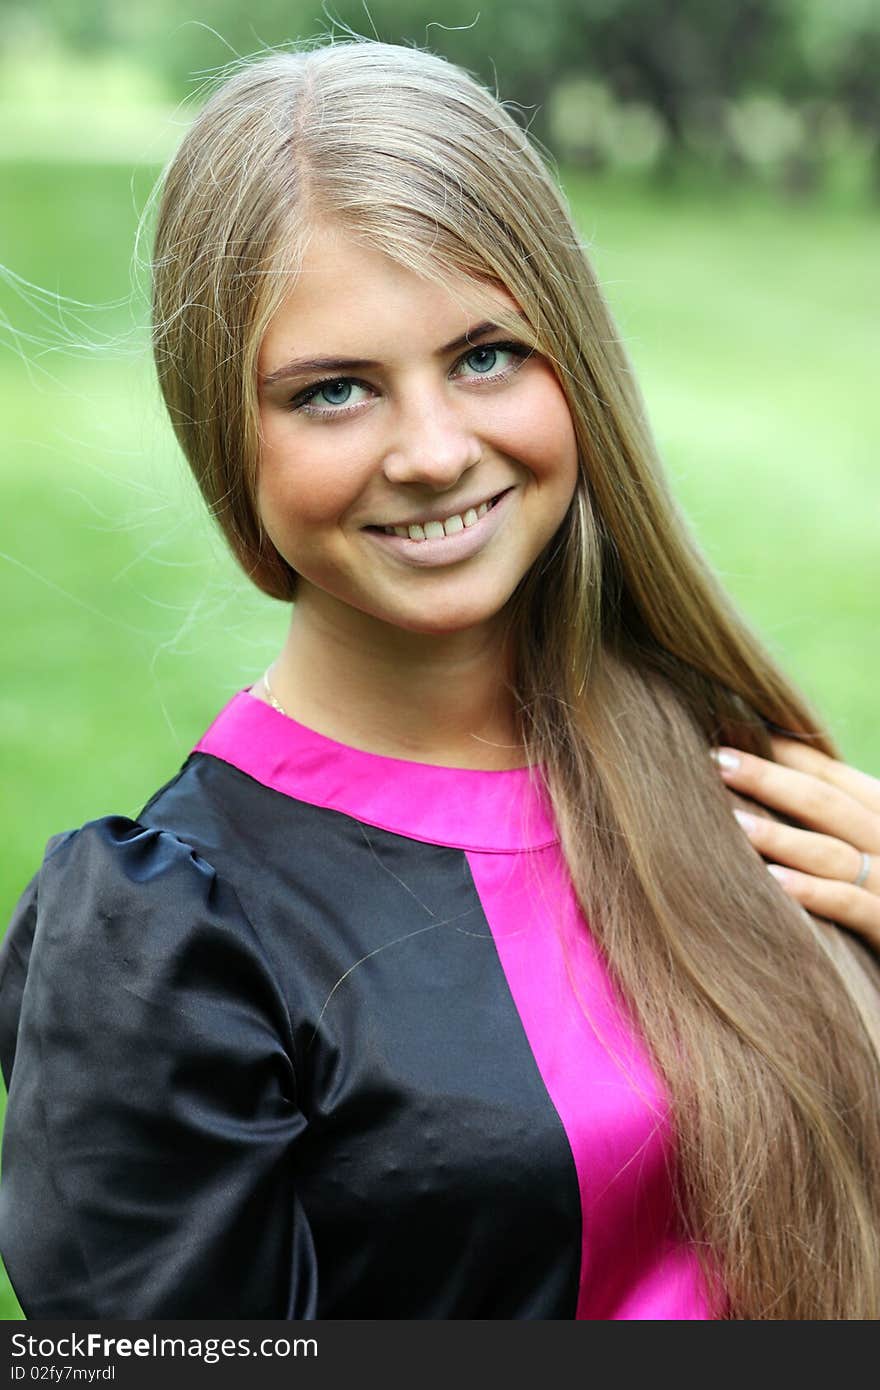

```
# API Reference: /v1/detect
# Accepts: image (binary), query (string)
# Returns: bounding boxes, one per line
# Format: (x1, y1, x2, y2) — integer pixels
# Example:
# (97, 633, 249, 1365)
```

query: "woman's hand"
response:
(712, 737, 880, 953)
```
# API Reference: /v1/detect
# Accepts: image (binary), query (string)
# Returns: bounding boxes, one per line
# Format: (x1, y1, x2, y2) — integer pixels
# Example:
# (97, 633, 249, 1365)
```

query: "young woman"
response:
(1, 39, 878, 1321)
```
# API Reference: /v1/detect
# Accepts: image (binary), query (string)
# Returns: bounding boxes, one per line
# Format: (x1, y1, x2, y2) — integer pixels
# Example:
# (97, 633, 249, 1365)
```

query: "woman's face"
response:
(256, 223, 580, 639)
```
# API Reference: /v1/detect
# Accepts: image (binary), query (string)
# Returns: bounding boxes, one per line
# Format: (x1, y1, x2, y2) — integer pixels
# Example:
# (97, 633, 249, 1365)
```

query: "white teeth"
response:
(380, 494, 501, 542)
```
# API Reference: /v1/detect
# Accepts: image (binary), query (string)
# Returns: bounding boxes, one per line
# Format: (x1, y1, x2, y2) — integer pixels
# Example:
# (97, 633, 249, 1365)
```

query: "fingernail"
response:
(767, 864, 790, 885)
(711, 747, 740, 772)
(733, 809, 756, 833)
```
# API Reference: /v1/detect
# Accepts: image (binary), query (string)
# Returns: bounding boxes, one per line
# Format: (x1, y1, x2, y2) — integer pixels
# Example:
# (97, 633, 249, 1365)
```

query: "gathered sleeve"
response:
(0, 817, 318, 1319)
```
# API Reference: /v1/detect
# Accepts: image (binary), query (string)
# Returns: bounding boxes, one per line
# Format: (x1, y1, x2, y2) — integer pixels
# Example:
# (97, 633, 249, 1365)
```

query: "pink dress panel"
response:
(466, 844, 714, 1319)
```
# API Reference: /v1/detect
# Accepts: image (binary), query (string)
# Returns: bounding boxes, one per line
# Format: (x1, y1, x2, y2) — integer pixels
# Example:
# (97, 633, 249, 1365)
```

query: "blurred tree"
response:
(3, 0, 878, 194)
(792, 0, 880, 190)
(558, 0, 788, 165)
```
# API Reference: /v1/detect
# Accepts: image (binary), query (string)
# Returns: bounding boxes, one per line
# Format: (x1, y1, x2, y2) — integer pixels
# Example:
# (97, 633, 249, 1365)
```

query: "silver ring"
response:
(853, 851, 872, 888)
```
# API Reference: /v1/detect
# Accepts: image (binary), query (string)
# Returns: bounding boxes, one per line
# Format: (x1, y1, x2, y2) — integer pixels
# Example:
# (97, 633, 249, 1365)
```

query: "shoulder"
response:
(1, 812, 293, 1088)
(0, 817, 313, 1320)
(35, 813, 252, 952)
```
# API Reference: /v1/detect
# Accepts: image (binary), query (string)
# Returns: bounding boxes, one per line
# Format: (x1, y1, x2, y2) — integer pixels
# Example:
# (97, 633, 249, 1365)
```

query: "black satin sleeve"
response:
(0, 817, 318, 1319)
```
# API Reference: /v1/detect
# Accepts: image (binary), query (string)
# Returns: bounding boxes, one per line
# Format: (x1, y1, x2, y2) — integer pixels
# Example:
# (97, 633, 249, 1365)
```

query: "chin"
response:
(383, 596, 515, 638)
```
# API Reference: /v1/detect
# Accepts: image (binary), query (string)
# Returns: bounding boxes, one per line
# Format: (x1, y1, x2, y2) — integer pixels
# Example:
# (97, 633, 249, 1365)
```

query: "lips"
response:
(365, 489, 511, 532)
(361, 482, 516, 568)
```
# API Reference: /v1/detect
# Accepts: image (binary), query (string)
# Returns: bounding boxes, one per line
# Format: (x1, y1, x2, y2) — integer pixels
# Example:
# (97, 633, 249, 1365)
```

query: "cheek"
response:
(257, 416, 368, 530)
(495, 372, 579, 486)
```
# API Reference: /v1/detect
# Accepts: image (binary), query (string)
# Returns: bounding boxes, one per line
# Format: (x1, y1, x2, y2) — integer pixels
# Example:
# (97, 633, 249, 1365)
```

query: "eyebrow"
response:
(259, 317, 528, 388)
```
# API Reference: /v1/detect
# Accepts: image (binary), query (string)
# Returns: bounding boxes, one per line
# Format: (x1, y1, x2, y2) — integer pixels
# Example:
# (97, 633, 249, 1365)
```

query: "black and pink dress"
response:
(0, 688, 717, 1318)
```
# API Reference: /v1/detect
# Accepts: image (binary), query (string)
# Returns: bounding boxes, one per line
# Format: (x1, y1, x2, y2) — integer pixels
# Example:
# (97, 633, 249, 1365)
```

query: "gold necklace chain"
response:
(262, 668, 288, 716)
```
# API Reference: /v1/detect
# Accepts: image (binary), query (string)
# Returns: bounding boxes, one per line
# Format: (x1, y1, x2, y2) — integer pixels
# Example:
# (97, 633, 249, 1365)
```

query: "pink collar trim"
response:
(192, 689, 559, 853)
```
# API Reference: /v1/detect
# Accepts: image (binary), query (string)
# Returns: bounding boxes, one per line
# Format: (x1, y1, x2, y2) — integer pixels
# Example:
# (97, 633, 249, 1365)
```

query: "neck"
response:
(261, 585, 528, 770)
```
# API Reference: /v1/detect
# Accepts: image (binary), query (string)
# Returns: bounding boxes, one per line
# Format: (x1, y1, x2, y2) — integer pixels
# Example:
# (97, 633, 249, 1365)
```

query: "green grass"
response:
(0, 159, 878, 1321)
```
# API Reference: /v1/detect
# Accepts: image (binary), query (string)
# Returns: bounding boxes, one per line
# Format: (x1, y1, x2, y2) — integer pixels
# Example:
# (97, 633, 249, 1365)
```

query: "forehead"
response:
(258, 223, 523, 368)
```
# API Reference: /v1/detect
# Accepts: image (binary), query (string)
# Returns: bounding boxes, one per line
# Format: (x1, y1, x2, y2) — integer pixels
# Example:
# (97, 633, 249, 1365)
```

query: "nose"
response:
(381, 386, 482, 490)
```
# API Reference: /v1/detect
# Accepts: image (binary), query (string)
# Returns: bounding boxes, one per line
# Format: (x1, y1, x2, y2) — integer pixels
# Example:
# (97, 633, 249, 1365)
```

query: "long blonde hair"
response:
(151, 39, 880, 1318)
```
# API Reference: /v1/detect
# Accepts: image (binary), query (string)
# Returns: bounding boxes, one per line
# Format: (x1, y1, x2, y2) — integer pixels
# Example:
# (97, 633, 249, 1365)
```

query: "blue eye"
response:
(464, 347, 499, 374)
(457, 343, 527, 379)
(320, 381, 353, 405)
(293, 379, 372, 416)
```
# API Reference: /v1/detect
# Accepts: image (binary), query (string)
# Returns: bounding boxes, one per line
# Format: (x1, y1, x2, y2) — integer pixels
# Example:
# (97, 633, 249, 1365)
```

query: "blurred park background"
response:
(0, 0, 878, 1319)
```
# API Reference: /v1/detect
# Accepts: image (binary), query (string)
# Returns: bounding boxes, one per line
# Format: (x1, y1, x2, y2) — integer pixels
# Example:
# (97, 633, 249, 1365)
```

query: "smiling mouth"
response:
(365, 491, 508, 542)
